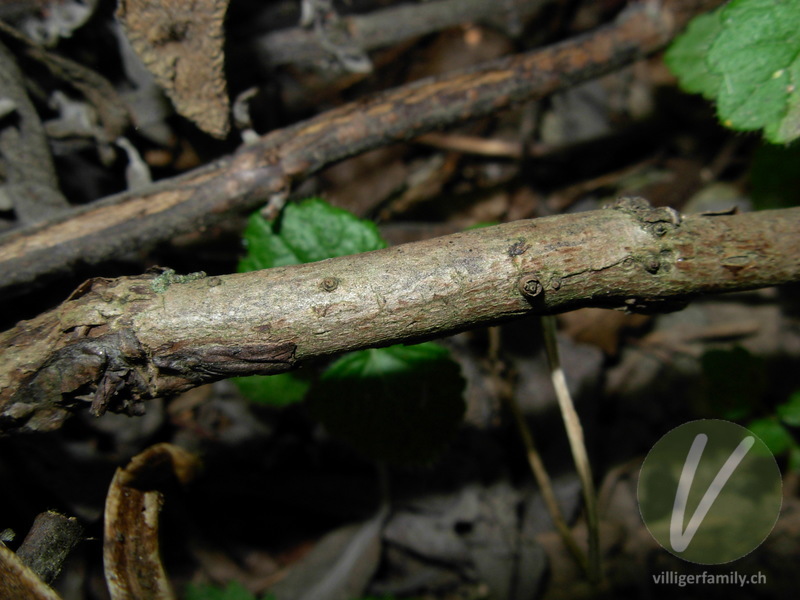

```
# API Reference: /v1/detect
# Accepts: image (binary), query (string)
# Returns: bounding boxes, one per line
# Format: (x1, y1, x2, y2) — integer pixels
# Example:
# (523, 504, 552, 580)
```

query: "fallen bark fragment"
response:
(16, 511, 83, 586)
(116, 0, 231, 138)
(104, 443, 199, 600)
(1, 200, 799, 435)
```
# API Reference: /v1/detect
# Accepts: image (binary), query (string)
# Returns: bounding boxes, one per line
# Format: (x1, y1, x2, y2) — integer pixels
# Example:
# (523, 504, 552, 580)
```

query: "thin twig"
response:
(487, 326, 589, 573)
(506, 389, 591, 574)
(415, 132, 530, 158)
(541, 315, 602, 583)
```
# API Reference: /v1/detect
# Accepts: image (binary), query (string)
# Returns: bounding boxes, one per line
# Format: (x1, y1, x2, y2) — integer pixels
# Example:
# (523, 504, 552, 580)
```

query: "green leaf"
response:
(666, 0, 800, 143)
(184, 581, 264, 600)
(239, 197, 387, 271)
(236, 197, 388, 406)
(308, 343, 466, 465)
(789, 444, 800, 472)
(664, 10, 724, 99)
(232, 372, 313, 407)
(238, 209, 296, 272)
(777, 390, 800, 427)
(709, 0, 800, 143)
(748, 417, 794, 455)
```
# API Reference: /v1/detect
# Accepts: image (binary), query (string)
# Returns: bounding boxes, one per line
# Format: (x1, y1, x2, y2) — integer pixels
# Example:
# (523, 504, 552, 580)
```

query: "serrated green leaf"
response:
(239, 198, 387, 271)
(308, 343, 466, 465)
(279, 198, 387, 262)
(709, 0, 800, 143)
(667, 0, 800, 144)
(664, 10, 724, 99)
(233, 372, 312, 407)
(777, 390, 800, 427)
(748, 417, 794, 455)
(772, 59, 800, 141)
(238, 211, 296, 272)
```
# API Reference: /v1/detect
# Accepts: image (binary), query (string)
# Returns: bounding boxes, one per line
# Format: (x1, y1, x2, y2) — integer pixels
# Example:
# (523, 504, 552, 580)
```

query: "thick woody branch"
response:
(2, 200, 799, 435)
(0, 0, 724, 297)
(254, 0, 553, 68)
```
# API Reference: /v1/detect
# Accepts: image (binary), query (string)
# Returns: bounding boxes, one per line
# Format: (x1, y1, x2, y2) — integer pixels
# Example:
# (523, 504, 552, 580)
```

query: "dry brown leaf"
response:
(558, 308, 651, 357)
(116, 0, 231, 138)
(0, 543, 64, 600)
(103, 443, 200, 600)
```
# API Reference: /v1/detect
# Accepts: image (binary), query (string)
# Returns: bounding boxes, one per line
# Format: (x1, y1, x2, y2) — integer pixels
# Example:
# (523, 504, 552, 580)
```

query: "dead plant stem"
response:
(541, 315, 602, 584)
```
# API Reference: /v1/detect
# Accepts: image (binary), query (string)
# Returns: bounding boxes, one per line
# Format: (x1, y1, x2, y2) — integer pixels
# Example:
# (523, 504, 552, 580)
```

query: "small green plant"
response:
(749, 391, 800, 471)
(238, 197, 386, 271)
(235, 198, 465, 464)
(701, 346, 800, 470)
(665, 0, 800, 144)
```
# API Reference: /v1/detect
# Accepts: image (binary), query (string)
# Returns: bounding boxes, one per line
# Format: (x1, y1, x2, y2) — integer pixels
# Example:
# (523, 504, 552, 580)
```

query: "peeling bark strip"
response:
(0, 0, 725, 296)
(2, 201, 800, 435)
(104, 444, 199, 600)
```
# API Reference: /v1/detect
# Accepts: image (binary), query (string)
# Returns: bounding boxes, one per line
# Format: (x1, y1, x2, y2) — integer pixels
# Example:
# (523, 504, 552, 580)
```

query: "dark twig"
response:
(0, 0, 725, 297)
(16, 511, 84, 585)
(255, 0, 553, 68)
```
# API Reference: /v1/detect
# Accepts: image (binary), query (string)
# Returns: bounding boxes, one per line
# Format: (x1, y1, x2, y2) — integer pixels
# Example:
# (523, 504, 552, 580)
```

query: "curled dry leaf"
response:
(103, 443, 200, 600)
(116, 0, 231, 138)
(0, 543, 63, 600)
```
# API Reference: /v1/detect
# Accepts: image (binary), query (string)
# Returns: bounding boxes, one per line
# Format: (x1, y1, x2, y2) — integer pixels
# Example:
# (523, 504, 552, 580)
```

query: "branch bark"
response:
(2, 199, 799, 435)
(254, 0, 553, 68)
(0, 0, 724, 297)
(16, 512, 83, 586)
